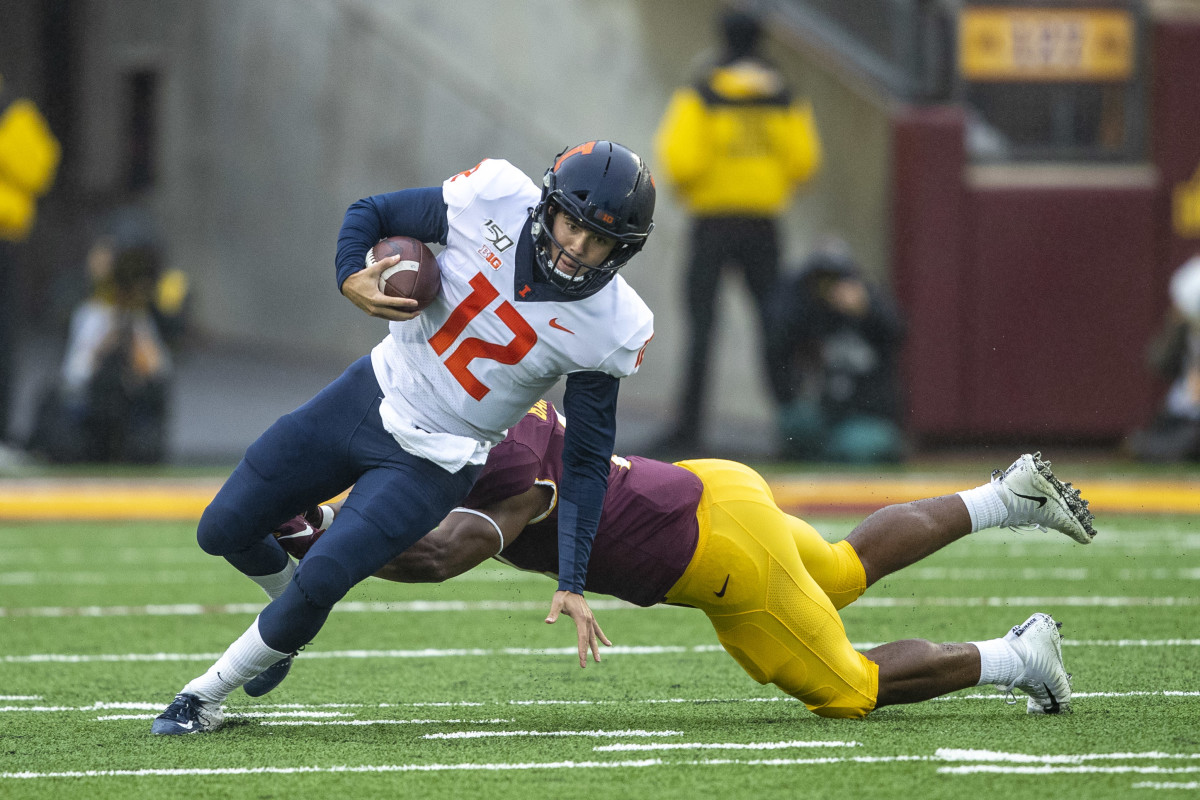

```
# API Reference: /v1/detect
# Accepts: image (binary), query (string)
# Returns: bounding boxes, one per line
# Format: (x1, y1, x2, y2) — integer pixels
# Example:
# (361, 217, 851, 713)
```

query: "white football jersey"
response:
(371, 158, 654, 471)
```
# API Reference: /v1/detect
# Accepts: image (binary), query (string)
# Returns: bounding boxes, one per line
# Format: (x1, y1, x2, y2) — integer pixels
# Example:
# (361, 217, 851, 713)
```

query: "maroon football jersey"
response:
(461, 401, 702, 607)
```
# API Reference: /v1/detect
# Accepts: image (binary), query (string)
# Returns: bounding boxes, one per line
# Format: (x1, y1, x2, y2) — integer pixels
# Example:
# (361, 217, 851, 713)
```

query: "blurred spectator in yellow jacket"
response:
(0, 75, 60, 446)
(0, 76, 59, 243)
(653, 6, 822, 454)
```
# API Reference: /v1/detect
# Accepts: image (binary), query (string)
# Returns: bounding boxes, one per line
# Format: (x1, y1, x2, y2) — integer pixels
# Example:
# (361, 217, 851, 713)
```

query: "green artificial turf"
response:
(1, 512, 1197, 799)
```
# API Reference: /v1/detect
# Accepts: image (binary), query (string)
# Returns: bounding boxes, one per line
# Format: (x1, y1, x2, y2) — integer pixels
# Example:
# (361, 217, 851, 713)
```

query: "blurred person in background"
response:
(27, 209, 183, 464)
(652, 5, 822, 455)
(768, 239, 906, 463)
(1127, 254, 1200, 462)
(0, 75, 60, 449)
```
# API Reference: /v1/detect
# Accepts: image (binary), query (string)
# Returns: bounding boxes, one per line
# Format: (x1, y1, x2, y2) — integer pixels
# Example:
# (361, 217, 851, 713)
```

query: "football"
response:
(365, 236, 442, 311)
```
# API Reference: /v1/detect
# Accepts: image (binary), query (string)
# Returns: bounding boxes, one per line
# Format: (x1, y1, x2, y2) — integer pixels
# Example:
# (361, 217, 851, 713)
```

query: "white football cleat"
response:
(992, 452, 1096, 543)
(999, 612, 1072, 715)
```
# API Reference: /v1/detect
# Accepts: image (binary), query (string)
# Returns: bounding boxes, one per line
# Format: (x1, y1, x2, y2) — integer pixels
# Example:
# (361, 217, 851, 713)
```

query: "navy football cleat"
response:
(243, 652, 296, 697)
(150, 693, 224, 735)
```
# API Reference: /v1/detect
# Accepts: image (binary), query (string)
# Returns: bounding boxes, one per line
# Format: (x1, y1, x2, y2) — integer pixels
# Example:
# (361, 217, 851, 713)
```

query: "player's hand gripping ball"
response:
(365, 236, 442, 311)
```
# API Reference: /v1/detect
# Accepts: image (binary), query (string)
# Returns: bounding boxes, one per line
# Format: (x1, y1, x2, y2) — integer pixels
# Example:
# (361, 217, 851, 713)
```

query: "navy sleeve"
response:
(556, 370, 620, 593)
(334, 186, 449, 290)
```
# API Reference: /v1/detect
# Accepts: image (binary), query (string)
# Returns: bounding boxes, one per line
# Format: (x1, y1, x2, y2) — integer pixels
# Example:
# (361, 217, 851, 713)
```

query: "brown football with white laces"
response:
(366, 236, 442, 311)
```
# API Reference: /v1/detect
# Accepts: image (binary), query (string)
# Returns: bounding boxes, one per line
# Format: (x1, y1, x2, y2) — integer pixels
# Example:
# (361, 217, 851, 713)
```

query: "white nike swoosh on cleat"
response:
(174, 720, 195, 730)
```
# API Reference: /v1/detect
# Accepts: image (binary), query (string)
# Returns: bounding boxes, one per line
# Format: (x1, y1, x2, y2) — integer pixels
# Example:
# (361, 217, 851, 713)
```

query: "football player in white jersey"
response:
(152, 141, 657, 735)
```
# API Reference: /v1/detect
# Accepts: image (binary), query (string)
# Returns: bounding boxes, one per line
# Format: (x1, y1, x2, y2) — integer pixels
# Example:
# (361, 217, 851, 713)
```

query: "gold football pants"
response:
(664, 459, 877, 718)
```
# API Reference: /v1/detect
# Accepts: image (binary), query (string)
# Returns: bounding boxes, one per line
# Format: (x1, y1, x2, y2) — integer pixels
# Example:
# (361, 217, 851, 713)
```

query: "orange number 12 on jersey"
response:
(428, 272, 538, 400)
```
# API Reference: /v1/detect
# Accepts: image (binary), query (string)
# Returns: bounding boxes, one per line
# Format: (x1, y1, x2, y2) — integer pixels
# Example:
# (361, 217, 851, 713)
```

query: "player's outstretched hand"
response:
(341, 256, 421, 321)
(545, 589, 612, 668)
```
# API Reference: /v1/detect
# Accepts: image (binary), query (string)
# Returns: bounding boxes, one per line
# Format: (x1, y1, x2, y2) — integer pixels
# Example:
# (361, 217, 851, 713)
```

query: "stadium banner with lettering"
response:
(959, 7, 1134, 81)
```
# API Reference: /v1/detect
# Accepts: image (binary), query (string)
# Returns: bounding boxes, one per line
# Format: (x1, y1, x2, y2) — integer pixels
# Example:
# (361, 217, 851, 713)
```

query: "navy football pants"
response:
(196, 355, 481, 652)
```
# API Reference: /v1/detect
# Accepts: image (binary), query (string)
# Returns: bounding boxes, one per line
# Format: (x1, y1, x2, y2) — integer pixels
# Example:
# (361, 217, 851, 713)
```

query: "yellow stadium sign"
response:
(1176, 164, 1200, 239)
(960, 7, 1134, 81)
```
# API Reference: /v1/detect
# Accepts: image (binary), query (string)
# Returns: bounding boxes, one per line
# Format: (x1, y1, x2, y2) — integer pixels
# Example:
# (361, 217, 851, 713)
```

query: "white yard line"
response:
(852, 597, 1200, 608)
(6, 639, 1200, 667)
(5, 595, 1198, 617)
(0, 571, 209, 586)
(0, 698, 785, 713)
(424, 729, 683, 739)
(939, 765, 1200, 775)
(684, 756, 933, 766)
(938, 749, 1200, 763)
(7, 565, 1200, 585)
(4, 690, 1196, 717)
(1065, 640, 1200, 647)
(508, 697, 791, 705)
(259, 718, 512, 726)
(0, 646, 706, 664)
(4, 747, 1200, 782)
(97, 710, 358, 720)
(934, 691, 1200, 702)
(595, 741, 860, 751)
(0, 568, 540, 585)
(0, 756, 938, 781)
(900, 568, 1200, 582)
(0, 599, 637, 617)
(0, 760, 668, 779)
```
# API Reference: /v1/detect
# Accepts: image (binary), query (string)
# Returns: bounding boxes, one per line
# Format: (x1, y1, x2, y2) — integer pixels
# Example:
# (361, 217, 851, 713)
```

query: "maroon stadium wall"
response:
(890, 14, 1200, 445)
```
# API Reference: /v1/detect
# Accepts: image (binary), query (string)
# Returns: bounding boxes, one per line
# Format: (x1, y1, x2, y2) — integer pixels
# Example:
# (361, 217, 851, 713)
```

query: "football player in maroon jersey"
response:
(276, 400, 1096, 718)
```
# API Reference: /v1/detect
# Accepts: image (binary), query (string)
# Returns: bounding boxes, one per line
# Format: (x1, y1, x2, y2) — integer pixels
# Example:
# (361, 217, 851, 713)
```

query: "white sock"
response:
(956, 483, 1009, 531)
(315, 504, 335, 530)
(971, 637, 1023, 686)
(182, 617, 290, 703)
(249, 558, 296, 600)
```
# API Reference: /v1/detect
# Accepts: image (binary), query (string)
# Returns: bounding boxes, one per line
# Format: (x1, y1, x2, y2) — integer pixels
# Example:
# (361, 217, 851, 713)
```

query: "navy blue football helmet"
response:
(530, 140, 655, 297)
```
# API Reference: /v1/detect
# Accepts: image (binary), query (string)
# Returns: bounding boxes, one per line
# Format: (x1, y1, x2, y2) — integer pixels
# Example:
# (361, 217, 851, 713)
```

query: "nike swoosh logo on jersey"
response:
(548, 318, 575, 334)
(714, 574, 730, 598)
(1008, 489, 1047, 507)
(275, 530, 312, 541)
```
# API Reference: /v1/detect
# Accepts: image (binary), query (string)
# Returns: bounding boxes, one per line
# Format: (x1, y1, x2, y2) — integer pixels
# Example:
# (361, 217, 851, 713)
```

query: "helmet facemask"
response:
(533, 202, 640, 296)
(529, 140, 655, 298)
